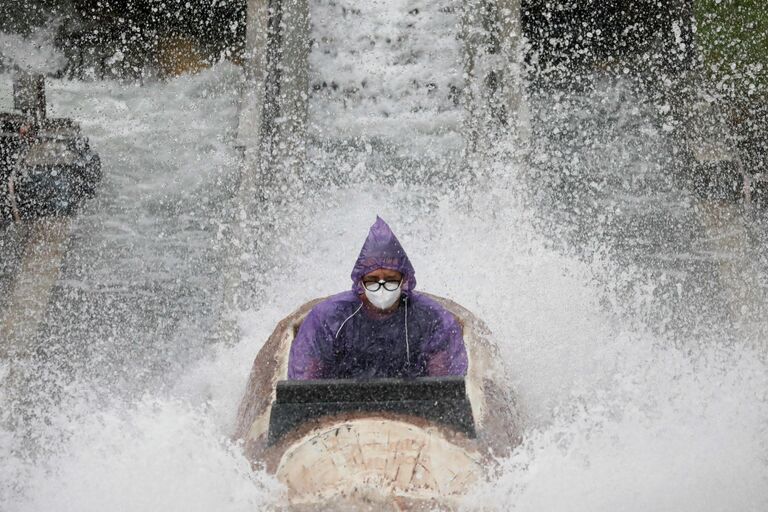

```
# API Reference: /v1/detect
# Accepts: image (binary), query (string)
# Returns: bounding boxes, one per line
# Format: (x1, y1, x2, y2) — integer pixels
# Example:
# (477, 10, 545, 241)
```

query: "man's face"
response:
(361, 268, 403, 310)
(362, 268, 403, 287)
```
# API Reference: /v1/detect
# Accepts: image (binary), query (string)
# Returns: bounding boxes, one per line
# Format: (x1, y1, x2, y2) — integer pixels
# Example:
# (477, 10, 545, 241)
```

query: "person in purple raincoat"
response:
(288, 217, 468, 380)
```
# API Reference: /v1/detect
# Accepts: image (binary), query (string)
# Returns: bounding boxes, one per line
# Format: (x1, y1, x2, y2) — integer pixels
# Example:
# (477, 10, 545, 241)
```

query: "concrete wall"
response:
(236, 0, 308, 181)
(462, 0, 525, 156)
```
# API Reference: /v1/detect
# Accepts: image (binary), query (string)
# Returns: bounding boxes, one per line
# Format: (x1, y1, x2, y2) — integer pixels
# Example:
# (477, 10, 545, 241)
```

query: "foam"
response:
(1, 26, 767, 512)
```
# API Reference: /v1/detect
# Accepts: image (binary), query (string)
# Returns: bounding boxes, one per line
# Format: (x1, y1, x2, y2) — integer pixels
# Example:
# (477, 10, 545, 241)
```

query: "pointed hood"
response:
(351, 216, 417, 294)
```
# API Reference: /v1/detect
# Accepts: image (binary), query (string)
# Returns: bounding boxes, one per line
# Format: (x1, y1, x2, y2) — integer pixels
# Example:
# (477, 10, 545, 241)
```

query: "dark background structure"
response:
(1, 0, 764, 199)
(1, 0, 246, 79)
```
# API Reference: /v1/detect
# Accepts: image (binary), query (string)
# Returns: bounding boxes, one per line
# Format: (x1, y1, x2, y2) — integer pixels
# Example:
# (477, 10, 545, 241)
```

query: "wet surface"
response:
(0, 35, 766, 512)
(526, 77, 767, 343)
(0, 67, 242, 394)
(0, 223, 26, 314)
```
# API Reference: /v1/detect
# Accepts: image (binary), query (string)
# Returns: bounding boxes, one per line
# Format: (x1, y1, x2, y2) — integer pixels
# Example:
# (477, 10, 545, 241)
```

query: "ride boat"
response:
(234, 294, 520, 508)
(1, 72, 101, 223)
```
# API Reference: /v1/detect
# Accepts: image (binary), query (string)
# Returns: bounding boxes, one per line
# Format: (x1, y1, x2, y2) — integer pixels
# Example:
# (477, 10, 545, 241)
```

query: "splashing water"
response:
(1, 33, 767, 512)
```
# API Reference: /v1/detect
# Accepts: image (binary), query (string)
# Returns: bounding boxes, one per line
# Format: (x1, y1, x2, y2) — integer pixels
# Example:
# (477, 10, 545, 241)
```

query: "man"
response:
(288, 216, 468, 379)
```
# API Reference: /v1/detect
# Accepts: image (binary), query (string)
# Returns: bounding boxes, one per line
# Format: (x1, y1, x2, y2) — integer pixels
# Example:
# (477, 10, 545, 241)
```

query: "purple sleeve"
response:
(287, 308, 334, 380)
(423, 308, 468, 377)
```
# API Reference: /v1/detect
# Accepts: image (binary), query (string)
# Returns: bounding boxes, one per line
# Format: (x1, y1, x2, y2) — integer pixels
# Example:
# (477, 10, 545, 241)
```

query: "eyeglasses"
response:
(363, 279, 402, 292)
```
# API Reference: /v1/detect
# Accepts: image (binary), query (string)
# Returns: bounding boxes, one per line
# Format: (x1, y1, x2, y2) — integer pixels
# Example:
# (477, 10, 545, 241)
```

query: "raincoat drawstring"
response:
(335, 303, 363, 339)
(404, 296, 410, 364)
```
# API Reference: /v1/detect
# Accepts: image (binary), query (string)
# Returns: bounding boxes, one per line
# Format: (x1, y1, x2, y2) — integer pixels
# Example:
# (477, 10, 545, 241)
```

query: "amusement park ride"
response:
(1, 72, 101, 224)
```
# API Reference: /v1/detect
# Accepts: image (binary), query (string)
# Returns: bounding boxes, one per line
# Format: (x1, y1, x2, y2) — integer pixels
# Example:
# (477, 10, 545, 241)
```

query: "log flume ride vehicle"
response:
(1, 72, 101, 224)
(234, 295, 520, 510)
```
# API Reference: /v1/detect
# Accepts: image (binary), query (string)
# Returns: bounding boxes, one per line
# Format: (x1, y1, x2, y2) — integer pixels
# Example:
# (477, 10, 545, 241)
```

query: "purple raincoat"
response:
(288, 217, 468, 380)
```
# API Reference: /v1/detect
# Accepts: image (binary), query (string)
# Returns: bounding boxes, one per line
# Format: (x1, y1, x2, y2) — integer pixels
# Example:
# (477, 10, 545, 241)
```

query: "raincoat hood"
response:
(351, 216, 417, 294)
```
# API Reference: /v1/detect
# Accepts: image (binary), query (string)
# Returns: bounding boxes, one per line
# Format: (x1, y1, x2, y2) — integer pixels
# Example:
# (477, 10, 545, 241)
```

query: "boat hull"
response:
(234, 294, 519, 506)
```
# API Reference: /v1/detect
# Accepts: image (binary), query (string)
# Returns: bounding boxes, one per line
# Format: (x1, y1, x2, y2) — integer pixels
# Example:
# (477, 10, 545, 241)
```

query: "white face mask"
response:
(364, 282, 402, 310)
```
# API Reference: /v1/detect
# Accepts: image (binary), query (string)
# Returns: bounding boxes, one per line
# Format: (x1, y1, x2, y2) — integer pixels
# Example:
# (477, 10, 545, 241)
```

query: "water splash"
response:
(1, 27, 767, 512)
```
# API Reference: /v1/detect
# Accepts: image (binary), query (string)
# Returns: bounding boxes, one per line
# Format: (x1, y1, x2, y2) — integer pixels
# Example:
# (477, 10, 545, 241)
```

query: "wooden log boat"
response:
(234, 294, 520, 509)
